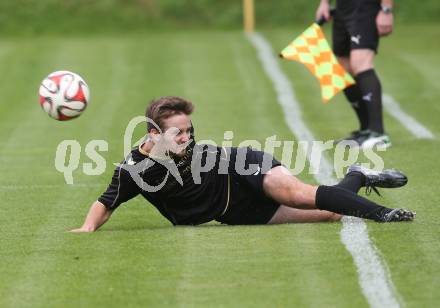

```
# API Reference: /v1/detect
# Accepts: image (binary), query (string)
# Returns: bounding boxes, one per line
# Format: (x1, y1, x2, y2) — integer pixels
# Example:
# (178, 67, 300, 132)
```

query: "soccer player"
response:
(70, 96, 414, 232)
(315, 0, 394, 148)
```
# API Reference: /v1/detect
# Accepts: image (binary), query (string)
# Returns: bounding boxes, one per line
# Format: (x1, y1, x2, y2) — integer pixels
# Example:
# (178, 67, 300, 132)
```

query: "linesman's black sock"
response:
(315, 185, 388, 221)
(355, 69, 384, 134)
(343, 84, 369, 131)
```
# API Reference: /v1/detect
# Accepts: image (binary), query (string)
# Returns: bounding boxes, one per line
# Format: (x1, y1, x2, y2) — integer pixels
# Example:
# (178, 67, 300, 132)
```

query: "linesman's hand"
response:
(315, 0, 331, 22)
(376, 11, 393, 36)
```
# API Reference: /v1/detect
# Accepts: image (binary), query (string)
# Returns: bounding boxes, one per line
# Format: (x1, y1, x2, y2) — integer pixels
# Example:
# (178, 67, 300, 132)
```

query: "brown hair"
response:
(146, 96, 194, 131)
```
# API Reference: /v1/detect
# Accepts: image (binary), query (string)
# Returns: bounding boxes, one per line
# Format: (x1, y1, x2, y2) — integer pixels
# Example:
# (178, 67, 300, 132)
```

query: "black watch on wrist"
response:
(381, 5, 393, 14)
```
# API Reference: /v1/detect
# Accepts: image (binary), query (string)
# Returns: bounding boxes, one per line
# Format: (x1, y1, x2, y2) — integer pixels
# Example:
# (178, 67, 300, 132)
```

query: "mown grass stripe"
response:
(2, 40, 141, 307)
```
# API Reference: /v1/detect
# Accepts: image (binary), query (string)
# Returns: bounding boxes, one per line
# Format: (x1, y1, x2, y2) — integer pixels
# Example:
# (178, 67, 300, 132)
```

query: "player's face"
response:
(160, 113, 192, 155)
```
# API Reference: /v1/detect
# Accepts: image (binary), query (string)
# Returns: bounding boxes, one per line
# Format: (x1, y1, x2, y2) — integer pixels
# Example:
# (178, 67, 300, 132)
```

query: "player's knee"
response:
(294, 190, 311, 206)
(263, 167, 317, 208)
(285, 186, 314, 208)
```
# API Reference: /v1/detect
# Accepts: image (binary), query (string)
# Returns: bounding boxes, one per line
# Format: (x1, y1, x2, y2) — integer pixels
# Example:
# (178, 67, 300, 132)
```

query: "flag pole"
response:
(243, 0, 255, 33)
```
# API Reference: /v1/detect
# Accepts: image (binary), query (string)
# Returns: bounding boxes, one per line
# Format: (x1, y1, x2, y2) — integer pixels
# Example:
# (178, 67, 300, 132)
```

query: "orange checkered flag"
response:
(280, 23, 355, 102)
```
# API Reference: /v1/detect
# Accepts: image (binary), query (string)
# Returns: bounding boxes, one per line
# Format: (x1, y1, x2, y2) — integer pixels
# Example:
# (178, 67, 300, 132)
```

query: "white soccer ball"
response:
(39, 70, 90, 121)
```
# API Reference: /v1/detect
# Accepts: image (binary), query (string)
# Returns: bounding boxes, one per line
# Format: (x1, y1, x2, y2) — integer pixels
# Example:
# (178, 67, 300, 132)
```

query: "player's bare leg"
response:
(268, 206, 341, 224)
(262, 166, 318, 210)
(262, 166, 415, 223)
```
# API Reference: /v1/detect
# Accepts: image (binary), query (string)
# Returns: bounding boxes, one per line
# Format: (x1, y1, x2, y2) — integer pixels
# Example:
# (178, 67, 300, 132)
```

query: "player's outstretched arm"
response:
(69, 201, 112, 233)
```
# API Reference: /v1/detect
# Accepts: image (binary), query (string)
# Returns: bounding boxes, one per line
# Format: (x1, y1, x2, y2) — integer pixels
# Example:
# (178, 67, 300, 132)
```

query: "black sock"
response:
(343, 85, 369, 131)
(355, 69, 384, 134)
(335, 172, 365, 193)
(315, 185, 389, 221)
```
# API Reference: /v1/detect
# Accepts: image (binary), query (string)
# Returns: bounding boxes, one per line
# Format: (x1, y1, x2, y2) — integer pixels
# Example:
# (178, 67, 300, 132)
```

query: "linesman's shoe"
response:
(379, 208, 416, 222)
(360, 132, 392, 149)
(347, 164, 408, 195)
(334, 129, 369, 145)
(334, 130, 391, 149)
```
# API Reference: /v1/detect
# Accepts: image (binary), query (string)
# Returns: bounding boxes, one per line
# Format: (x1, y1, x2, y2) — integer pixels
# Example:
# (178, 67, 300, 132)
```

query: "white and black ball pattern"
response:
(39, 70, 90, 121)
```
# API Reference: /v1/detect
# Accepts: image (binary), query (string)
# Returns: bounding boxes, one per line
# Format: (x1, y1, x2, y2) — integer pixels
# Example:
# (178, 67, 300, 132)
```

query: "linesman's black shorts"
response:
(332, 0, 381, 56)
(216, 147, 282, 225)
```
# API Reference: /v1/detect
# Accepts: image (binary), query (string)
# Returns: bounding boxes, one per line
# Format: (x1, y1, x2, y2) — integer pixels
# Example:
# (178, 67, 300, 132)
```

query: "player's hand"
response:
(315, 0, 331, 22)
(376, 11, 393, 36)
(69, 227, 95, 233)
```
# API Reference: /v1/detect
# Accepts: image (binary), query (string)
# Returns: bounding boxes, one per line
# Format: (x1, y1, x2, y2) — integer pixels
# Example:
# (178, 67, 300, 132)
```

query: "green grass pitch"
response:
(0, 25, 439, 307)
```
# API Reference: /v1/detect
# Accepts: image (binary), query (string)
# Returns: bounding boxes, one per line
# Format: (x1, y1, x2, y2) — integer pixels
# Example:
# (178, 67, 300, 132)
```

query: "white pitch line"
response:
(247, 32, 401, 308)
(244, 33, 335, 186)
(383, 94, 434, 139)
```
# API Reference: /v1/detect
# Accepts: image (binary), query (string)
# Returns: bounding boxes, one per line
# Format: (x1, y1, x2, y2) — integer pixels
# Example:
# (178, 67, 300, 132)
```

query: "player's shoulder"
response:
(117, 147, 150, 167)
(130, 146, 148, 162)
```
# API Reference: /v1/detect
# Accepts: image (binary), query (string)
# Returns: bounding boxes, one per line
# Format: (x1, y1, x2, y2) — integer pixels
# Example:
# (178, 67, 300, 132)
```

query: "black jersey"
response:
(98, 142, 229, 225)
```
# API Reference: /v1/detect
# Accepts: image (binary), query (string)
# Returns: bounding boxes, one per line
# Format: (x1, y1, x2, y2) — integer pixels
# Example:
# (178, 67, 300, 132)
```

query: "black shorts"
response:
(332, 0, 381, 57)
(216, 147, 282, 225)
